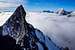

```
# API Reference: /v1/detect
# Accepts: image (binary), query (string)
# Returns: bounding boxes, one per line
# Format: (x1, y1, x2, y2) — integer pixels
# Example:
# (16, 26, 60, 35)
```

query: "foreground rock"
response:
(0, 5, 63, 50)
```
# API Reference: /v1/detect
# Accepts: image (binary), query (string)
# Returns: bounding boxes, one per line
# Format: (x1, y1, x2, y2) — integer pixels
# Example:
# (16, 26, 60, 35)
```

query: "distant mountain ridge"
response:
(56, 8, 71, 15)
(42, 8, 72, 16)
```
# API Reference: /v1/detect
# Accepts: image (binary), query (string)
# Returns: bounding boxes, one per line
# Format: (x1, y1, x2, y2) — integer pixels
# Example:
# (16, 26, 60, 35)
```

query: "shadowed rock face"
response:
(0, 35, 22, 50)
(0, 5, 62, 50)
(3, 5, 29, 45)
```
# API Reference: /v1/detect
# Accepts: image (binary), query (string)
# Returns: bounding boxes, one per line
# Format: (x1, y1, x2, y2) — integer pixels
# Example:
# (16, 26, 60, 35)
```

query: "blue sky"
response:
(0, 0, 75, 11)
(24, 0, 75, 11)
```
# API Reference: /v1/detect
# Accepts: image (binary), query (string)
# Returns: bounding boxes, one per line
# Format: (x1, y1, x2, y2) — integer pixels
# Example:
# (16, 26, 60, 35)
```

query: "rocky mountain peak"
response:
(0, 5, 63, 50)
(2, 5, 28, 46)
(56, 8, 71, 15)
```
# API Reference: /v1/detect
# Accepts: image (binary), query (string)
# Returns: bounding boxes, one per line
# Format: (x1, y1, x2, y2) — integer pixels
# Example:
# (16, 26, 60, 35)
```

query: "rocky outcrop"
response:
(0, 5, 62, 50)
(56, 8, 71, 15)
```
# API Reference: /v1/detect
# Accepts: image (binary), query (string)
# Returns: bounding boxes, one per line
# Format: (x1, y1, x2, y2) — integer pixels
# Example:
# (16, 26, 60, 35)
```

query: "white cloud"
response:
(26, 12, 75, 50)
(0, 0, 24, 11)
(0, 2, 19, 8)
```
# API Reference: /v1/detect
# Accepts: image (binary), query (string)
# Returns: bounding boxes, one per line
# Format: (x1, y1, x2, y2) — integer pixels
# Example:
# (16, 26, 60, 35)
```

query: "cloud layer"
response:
(0, 0, 24, 11)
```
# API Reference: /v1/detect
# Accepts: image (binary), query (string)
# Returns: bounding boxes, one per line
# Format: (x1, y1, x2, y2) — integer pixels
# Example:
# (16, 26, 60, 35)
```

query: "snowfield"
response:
(26, 12, 75, 50)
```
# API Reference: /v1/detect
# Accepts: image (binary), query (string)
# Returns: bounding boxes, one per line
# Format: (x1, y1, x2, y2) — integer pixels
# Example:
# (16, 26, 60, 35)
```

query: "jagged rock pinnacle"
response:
(11, 5, 26, 22)
(3, 5, 27, 46)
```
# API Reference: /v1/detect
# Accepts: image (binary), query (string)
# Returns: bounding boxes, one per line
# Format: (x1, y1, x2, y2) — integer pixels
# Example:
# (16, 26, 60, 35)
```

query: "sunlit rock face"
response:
(56, 8, 71, 15)
(0, 5, 61, 50)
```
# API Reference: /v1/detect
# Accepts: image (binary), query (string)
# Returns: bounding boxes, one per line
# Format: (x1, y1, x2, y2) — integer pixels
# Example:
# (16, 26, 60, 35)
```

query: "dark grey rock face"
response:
(3, 5, 27, 46)
(0, 5, 63, 50)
